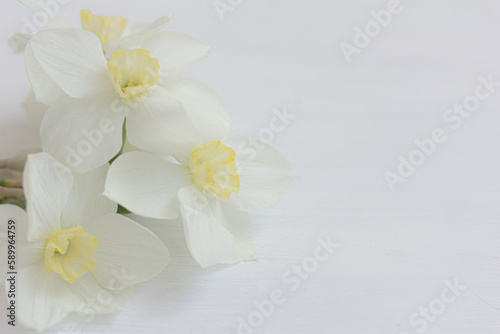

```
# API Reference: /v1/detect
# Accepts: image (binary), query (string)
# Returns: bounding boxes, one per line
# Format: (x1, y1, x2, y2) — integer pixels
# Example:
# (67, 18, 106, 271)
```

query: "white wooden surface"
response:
(1, 1, 500, 333)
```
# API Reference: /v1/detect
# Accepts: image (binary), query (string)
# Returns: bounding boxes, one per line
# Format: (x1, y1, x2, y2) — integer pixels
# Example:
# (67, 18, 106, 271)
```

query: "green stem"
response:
(0, 199, 26, 209)
(0, 179, 22, 188)
(106, 122, 130, 215)
(109, 120, 127, 165)
(117, 205, 131, 215)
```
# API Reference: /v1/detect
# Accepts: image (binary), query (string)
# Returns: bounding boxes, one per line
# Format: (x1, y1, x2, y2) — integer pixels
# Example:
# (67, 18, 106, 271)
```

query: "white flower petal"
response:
(27, 28, 111, 100)
(125, 85, 201, 164)
(142, 31, 211, 83)
(165, 78, 232, 142)
(121, 139, 145, 154)
(67, 273, 133, 315)
(104, 15, 172, 57)
(86, 214, 170, 290)
(105, 152, 192, 219)
(223, 136, 295, 211)
(61, 164, 117, 229)
(24, 43, 66, 105)
(178, 185, 257, 268)
(8, 33, 31, 53)
(15, 263, 80, 332)
(0, 205, 44, 286)
(40, 93, 125, 173)
(24, 153, 73, 241)
(122, 14, 171, 36)
(22, 90, 48, 131)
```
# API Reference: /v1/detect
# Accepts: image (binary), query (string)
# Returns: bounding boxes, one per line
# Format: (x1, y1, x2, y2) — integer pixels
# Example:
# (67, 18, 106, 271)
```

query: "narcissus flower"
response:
(104, 135, 294, 268)
(79, 9, 173, 58)
(10, 1, 171, 57)
(0, 153, 170, 331)
(25, 26, 231, 173)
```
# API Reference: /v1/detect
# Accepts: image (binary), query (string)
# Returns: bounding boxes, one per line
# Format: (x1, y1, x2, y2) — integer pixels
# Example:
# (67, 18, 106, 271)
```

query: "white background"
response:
(1, 0, 500, 333)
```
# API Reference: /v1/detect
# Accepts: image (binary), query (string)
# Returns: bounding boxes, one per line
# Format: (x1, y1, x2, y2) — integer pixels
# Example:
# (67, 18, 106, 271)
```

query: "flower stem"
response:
(117, 204, 131, 215)
(0, 187, 25, 201)
(0, 149, 38, 171)
(0, 168, 22, 179)
(0, 199, 26, 209)
(109, 120, 127, 165)
(0, 179, 22, 188)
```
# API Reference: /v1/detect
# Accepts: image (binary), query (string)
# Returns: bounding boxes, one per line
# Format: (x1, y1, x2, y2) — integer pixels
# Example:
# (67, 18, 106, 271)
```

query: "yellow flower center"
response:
(80, 9, 129, 45)
(44, 226, 98, 283)
(107, 48, 160, 99)
(189, 141, 240, 201)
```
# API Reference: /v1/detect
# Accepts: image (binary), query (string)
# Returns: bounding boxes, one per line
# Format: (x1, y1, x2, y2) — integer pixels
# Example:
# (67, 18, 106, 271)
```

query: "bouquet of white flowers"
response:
(1, 1, 294, 331)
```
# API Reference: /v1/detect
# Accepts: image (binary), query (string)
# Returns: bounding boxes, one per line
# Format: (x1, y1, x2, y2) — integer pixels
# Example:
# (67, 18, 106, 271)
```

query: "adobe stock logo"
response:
(339, 0, 406, 64)
(225, 235, 340, 334)
(385, 74, 500, 191)
(398, 279, 467, 334)
(64, 118, 117, 168)
(213, 0, 244, 21)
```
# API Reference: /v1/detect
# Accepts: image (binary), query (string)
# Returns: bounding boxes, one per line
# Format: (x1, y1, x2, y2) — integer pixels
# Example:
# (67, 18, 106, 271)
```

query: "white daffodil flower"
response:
(12, 3, 173, 133)
(104, 135, 295, 268)
(25, 25, 231, 173)
(10, 0, 172, 58)
(0, 152, 170, 331)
